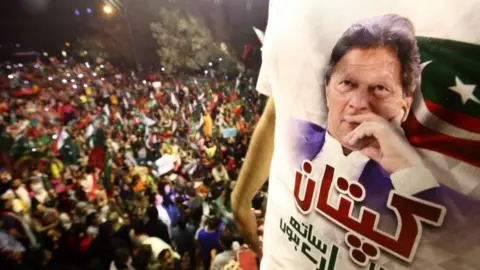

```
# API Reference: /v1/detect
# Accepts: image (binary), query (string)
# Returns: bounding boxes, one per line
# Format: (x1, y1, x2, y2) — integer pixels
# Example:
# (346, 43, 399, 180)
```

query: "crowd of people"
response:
(0, 57, 267, 270)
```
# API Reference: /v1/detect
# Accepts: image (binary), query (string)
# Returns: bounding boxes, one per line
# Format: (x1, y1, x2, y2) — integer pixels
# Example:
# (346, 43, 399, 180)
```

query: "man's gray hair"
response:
(325, 14, 421, 96)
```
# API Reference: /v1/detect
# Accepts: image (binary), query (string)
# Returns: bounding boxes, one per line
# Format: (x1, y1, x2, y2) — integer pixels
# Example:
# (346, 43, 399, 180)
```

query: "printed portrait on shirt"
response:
(287, 14, 480, 268)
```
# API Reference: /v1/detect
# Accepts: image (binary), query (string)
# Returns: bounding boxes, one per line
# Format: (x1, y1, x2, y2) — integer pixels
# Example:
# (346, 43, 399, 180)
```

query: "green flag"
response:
(104, 150, 113, 193)
(402, 37, 480, 168)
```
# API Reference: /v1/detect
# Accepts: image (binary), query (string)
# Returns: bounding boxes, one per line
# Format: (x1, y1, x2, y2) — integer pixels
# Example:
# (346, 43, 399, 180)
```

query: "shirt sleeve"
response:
(256, 63, 273, 97)
(255, 0, 277, 97)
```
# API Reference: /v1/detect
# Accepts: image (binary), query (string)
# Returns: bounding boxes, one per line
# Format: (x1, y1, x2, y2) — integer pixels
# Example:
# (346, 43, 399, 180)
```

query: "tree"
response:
(150, 8, 239, 73)
(77, 23, 133, 66)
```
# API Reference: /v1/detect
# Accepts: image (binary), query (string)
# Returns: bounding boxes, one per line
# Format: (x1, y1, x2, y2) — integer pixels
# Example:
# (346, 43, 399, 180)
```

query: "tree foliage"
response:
(77, 17, 135, 66)
(150, 8, 239, 73)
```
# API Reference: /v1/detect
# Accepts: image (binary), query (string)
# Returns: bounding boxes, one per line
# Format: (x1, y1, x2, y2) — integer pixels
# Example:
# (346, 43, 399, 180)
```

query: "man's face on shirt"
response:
(325, 46, 412, 144)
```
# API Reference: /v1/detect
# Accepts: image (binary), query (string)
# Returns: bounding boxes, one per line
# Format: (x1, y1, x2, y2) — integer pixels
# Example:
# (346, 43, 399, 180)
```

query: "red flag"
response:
(88, 147, 106, 170)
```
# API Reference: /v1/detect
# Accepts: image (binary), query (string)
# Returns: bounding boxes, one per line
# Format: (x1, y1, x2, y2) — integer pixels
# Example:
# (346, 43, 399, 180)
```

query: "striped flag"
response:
(402, 36, 480, 192)
(52, 127, 69, 155)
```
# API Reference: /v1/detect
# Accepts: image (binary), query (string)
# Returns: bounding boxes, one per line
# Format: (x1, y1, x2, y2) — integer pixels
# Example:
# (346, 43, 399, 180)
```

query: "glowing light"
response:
(72, 84, 77, 89)
(52, 134, 58, 140)
(48, 77, 53, 81)
(85, 62, 90, 68)
(62, 79, 67, 84)
(204, 70, 208, 74)
(61, 51, 67, 57)
(100, 64, 104, 69)
(24, 80, 29, 84)
(101, 77, 105, 81)
(208, 62, 213, 66)
(161, 67, 165, 72)
(32, 148, 37, 152)
(7, 74, 14, 79)
(86, 8, 92, 14)
(103, 5, 113, 14)
(83, 84, 88, 88)
(218, 57, 223, 61)
(6, 65, 11, 69)
(65, 42, 71, 47)
(33, 63, 39, 69)
(66, 73, 71, 77)
(78, 74, 84, 78)
(152, 81, 161, 88)
(142, 80, 147, 84)
(92, 72, 97, 77)
(70, 79, 76, 83)
(18, 63, 23, 68)
(43, 52, 48, 57)
(74, 9, 80, 16)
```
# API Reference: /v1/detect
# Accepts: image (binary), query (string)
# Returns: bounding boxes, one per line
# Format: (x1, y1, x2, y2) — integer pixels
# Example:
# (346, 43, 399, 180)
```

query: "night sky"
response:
(0, 0, 268, 67)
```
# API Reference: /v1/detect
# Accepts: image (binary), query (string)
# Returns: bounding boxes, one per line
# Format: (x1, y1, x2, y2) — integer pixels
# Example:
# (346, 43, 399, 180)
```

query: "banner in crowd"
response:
(222, 127, 237, 138)
(155, 154, 176, 176)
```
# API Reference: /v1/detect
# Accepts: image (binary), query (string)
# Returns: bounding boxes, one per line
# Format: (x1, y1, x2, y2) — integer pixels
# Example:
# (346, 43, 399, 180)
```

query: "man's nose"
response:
(347, 88, 370, 112)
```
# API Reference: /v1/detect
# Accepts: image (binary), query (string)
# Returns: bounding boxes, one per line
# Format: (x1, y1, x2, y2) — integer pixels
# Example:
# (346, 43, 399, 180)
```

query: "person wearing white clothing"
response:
(155, 193, 172, 238)
(232, 1, 480, 270)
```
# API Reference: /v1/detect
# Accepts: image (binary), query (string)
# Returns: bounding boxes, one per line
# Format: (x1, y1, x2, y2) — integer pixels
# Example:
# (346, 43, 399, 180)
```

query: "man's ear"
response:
(401, 96, 413, 123)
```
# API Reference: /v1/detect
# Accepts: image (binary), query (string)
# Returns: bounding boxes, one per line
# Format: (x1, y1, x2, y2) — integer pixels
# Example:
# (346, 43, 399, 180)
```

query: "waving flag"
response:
(402, 37, 480, 196)
(52, 127, 69, 155)
(404, 37, 480, 168)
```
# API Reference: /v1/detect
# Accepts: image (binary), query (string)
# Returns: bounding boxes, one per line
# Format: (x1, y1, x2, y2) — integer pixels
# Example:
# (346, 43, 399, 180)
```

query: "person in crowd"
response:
(171, 214, 196, 270)
(31, 203, 59, 235)
(110, 248, 134, 270)
(2, 179, 31, 215)
(196, 217, 222, 270)
(211, 162, 230, 184)
(144, 206, 170, 245)
(211, 229, 240, 270)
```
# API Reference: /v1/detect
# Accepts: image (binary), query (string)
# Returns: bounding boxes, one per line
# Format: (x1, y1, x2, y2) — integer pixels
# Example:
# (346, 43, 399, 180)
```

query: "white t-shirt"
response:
(259, 1, 480, 270)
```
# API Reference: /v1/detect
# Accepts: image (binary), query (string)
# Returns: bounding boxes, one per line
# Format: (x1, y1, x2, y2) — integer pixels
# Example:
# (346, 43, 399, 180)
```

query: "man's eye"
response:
(341, 80, 352, 86)
(374, 85, 387, 92)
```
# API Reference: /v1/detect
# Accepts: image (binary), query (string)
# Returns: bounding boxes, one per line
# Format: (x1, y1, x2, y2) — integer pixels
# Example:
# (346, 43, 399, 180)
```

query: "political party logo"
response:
(404, 37, 480, 168)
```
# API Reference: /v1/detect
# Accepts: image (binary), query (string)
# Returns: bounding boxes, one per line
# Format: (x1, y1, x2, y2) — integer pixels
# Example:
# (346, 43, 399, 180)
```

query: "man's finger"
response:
(345, 122, 379, 146)
(343, 113, 382, 124)
(360, 146, 382, 162)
